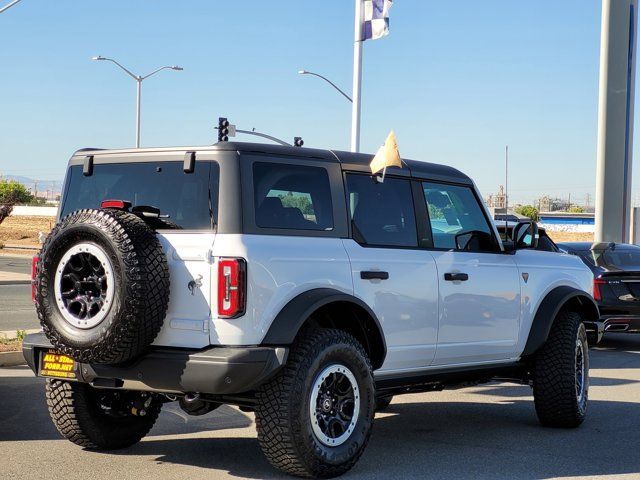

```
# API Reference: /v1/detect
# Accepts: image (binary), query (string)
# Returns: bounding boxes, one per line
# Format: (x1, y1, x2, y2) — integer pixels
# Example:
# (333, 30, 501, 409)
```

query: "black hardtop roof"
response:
(73, 141, 472, 185)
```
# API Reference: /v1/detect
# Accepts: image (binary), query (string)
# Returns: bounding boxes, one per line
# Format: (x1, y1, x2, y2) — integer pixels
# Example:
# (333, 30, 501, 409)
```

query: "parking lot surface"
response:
(2, 333, 640, 480)
(0, 255, 39, 332)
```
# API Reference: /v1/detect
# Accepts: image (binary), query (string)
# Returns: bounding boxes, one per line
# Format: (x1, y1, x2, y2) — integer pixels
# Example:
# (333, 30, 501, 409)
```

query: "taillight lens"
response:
(593, 278, 606, 302)
(217, 258, 246, 318)
(31, 255, 39, 302)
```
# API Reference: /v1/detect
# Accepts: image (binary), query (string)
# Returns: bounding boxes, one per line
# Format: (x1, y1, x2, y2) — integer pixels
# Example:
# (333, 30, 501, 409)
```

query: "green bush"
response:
(0, 180, 33, 205)
(515, 205, 540, 222)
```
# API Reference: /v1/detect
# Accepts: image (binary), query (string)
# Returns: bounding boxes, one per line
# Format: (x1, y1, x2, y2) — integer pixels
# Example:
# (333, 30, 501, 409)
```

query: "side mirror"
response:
(512, 221, 539, 249)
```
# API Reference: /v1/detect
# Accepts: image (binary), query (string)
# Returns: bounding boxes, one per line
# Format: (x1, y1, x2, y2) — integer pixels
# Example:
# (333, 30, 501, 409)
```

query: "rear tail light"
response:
(217, 258, 246, 318)
(593, 278, 606, 302)
(31, 255, 39, 302)
(101, 199, 132, 210)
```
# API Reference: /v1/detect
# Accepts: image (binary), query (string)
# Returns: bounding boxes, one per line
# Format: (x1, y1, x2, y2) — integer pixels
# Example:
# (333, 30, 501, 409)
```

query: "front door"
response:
(420, 181, 521, 366)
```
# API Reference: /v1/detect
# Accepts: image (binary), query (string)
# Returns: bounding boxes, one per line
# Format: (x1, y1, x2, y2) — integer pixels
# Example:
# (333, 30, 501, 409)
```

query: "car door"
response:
(342, 174, 439, 373)
(420, 181, 521, 366)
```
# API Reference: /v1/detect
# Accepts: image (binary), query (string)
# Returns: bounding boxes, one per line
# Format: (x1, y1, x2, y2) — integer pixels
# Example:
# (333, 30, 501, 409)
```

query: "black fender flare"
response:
(522, 285, 600, 357)
(261, 288, 387, 369)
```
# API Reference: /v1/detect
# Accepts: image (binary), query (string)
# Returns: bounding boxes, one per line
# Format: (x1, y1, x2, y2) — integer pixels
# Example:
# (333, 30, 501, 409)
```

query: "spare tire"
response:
(35, 208, 170, 364)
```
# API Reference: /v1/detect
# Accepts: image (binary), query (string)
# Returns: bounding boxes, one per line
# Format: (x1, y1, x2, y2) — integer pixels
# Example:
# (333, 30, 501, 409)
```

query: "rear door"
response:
(419, 181, 521, 365)
(60, 158, 218, 348)
(342, 174, 439, 372)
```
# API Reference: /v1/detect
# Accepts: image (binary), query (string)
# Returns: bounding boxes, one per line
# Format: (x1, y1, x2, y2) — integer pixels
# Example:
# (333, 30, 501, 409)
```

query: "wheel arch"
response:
(522, 285, 599, 357)
(261, 288, 387, 370)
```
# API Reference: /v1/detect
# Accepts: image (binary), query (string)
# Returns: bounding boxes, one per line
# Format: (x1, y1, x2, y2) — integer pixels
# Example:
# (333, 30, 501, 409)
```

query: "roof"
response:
(72, 141, 473, 185)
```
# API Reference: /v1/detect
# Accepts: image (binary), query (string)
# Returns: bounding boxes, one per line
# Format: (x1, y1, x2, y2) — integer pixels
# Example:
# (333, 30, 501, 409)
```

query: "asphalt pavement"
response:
(0, 255, 31, 275)
(2, 333, 640, 480)
(0, 255, 39, 332)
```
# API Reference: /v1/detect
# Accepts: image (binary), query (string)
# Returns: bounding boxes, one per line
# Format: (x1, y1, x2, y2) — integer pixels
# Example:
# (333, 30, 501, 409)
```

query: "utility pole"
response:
(504, 146, 509, 219)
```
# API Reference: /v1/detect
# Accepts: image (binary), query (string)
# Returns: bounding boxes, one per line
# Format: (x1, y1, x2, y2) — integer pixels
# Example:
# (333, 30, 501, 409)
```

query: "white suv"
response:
(24, 142, 601, 478)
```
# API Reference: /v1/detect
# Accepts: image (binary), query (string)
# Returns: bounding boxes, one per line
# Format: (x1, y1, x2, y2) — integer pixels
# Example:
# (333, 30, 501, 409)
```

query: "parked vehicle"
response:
(24, 142, 600, 478)
(559, 241, 640, 334)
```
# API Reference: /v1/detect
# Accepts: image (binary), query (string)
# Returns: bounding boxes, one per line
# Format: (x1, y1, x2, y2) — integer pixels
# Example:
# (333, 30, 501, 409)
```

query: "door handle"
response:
(360, 271, 389, 280)
(444, 272, 469, 282)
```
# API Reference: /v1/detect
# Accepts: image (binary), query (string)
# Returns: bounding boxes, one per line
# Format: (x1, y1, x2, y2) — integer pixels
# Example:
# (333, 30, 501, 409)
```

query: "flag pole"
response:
(351, 0, 363, 153)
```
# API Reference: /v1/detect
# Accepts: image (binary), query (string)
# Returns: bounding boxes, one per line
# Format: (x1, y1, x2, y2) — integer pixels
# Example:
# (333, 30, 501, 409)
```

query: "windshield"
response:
(579, 248, 640, 270)
(60, 161, 218, 230)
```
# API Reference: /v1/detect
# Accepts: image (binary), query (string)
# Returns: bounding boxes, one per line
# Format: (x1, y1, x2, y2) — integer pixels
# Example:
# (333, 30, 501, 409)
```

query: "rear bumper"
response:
(22, 332, 288, 395)
(600, 314, 640, 333)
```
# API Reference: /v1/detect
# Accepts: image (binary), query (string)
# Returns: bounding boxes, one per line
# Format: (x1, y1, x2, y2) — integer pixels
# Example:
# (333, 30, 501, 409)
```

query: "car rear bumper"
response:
(600, 314, 640, 333)
(22, 332, 288, 395)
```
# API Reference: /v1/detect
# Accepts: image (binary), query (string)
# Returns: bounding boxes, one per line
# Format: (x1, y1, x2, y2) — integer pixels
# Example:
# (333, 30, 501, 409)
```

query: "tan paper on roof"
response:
(370, 131, 402, 174)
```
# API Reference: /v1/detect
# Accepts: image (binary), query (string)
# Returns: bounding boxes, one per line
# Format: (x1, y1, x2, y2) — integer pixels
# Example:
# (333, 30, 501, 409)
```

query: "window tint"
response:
(423, 182, 497, 251)
(346, 174, 417, 247)
(253, 162, 333, 231)
(61, 162, 216, 229)
(587, 248, 640, 269)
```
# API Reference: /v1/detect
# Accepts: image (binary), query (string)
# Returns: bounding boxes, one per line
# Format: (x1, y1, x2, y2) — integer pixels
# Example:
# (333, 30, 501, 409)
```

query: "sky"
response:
(0, 0, 622, 205)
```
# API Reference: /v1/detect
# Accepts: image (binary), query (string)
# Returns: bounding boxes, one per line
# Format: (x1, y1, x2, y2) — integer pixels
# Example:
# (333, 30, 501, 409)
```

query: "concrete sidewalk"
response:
(0, 270, 31, 285)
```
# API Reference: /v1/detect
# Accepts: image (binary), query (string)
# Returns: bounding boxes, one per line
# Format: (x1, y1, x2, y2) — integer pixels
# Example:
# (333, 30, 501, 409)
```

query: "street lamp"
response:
(298, 69, 352, 103)
(92, 56, 183, 148)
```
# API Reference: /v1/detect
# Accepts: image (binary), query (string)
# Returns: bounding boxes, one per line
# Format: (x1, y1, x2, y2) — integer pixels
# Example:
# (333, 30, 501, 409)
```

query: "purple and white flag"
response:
(363, 0, 393, 41)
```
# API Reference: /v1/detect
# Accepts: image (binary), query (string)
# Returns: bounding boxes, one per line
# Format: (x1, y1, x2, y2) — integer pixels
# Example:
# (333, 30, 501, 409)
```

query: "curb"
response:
(0, 329, 40, 340)
(0, 351, 26, 367)
(3, 244, 39, 251)
(0, 279, 31, 286)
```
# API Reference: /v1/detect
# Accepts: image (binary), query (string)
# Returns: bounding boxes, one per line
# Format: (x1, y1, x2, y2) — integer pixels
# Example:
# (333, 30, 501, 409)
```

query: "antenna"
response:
(505, 145, 509, 232)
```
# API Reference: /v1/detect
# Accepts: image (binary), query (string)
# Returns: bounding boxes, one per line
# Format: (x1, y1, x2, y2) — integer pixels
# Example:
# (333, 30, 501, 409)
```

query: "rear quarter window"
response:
(60, 161, 217, 230)
(253, 162, 334, 231)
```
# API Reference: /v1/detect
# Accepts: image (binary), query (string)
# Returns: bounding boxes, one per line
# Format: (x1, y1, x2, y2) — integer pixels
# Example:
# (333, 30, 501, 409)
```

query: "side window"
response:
(346, 174, 418, 247)
(253, 162, 333, 231)
(423, 182, 498, 252)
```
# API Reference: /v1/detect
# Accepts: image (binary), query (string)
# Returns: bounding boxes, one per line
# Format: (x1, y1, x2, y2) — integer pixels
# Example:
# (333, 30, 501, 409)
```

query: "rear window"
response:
(60, 161, 217, 230)
(581, 249, 640, 269)
(253, 162, 334, 231)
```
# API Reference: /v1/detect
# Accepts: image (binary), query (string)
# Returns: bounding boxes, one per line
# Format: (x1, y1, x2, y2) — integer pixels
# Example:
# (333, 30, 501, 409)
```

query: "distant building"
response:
(486, 185, 508, 209)
(537, 196, 570, 213)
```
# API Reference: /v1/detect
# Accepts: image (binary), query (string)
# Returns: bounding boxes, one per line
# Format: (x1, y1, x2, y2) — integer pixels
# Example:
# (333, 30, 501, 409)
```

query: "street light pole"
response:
(91, 56, 183, 148)
(0, 0, 22, 14)
(136, 78, 142, 148)
(298, 70, 352, 103)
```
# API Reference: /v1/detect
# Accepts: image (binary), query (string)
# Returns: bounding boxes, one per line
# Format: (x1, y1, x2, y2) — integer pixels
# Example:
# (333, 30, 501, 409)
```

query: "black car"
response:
(558, 242, 640, 333)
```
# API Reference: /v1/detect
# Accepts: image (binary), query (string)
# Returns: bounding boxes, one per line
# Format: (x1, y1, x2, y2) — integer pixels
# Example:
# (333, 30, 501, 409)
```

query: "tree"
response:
(0, 180, 33, 205)
(569, 206, 585, 213)
(515, 205, 540, 222)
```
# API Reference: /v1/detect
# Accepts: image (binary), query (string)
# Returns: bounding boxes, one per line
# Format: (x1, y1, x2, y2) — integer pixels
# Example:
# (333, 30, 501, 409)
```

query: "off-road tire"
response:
(375, 395, 393, 412)
(35, 209, 170, 364)
(533, 310, 589, 428)
(45, 379, 161, 450)
(255, 328, 375, 478)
